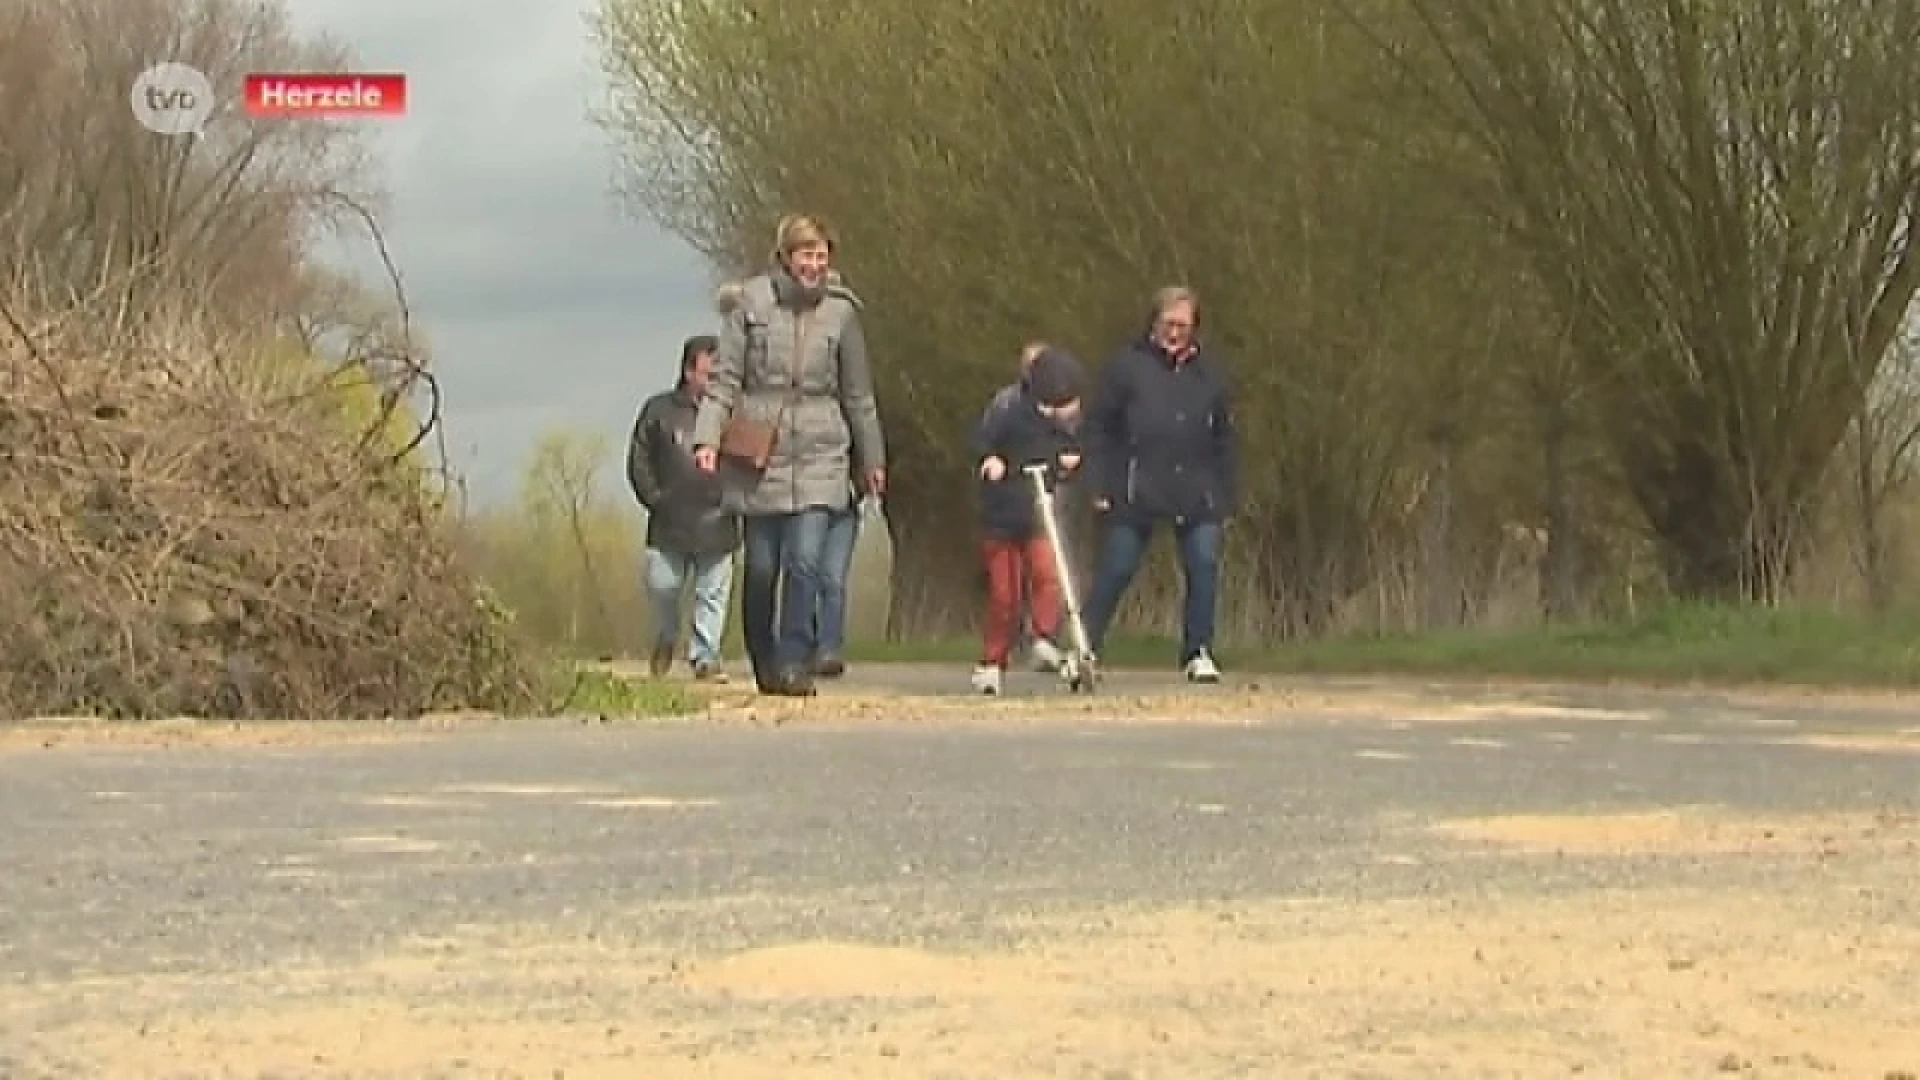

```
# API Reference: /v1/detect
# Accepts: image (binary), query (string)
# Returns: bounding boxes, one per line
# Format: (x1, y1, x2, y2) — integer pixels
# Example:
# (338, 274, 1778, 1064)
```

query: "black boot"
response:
(810, 652, 846, 678)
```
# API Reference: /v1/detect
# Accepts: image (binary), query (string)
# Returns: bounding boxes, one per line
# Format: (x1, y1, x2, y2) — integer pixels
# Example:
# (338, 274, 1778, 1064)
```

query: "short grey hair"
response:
(1147, 285, 1200, 329)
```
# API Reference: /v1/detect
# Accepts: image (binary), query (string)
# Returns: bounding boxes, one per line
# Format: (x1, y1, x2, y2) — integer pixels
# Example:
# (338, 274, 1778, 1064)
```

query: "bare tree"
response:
(0, 0, 375, 324)
(522, 431, 618, 651)
(1384, 0, 1920, 602)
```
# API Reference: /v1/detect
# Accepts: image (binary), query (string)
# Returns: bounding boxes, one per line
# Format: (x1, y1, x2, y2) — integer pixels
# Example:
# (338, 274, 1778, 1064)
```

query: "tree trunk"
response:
(1418, 437, 1462, 630)
(1852, 417, 1891, 615)
(1263, 502, 1360, 638)
(1627, 435, 1811, 604)
(1539, 395, 1578, 621)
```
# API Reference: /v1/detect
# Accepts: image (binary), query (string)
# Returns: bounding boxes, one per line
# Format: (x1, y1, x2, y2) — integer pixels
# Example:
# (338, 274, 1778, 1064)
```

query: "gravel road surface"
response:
(2, 672, 1916, 1078)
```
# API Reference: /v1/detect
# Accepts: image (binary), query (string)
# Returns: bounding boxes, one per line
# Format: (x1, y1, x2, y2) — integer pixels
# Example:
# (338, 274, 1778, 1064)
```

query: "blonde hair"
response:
(770, 214, 834, 266)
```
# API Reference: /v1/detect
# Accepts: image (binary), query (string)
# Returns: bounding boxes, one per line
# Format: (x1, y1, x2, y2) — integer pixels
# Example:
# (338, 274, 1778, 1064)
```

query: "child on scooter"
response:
(970, 346, 1085, 695)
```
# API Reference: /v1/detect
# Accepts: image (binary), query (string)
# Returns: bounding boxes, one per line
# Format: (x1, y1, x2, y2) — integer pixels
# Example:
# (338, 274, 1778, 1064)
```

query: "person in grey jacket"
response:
(692, 214, 887, 696)
(627, 334, 739, 681)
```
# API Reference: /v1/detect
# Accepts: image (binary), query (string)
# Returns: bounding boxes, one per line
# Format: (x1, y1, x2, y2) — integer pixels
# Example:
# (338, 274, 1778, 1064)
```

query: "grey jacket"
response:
(692, 269, 886, 515)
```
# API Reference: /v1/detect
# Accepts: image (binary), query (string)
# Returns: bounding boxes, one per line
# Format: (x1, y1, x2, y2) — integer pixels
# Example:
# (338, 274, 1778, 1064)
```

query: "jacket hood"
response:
(768, 266, 862, 310)
(770, 265, 821, 307)
(1133, 332, 1200, 366)
(825, 268, 862, 309)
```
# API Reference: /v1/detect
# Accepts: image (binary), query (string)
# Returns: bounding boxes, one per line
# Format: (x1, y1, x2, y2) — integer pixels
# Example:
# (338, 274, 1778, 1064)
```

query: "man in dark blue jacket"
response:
(1081, 286, 1237, 682)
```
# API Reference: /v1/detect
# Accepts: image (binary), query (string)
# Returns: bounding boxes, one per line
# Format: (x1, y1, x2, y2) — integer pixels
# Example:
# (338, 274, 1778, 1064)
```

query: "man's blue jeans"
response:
(1082, 516, 1223, 664)
(814, 503, 861, 658)
(741, 509, 832, 679)
(643, 547, 734, 667)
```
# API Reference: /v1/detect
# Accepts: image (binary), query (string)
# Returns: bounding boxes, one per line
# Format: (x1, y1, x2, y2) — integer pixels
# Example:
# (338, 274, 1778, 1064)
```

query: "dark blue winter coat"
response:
(1082, 335, 1237, 523)
(973, 387, 1081, 539)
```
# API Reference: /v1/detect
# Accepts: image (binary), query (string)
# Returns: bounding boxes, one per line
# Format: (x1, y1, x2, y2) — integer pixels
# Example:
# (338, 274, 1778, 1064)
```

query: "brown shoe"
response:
(693, 659, 729, 684)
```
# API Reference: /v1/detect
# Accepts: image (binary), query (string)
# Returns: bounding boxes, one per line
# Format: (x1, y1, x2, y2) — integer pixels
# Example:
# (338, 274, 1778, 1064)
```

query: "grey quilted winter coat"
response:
(691, 269, 886, 515)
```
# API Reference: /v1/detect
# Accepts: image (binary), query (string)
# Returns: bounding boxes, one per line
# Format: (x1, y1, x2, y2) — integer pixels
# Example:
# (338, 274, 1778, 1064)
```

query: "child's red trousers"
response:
(980, 533, 1062, 668)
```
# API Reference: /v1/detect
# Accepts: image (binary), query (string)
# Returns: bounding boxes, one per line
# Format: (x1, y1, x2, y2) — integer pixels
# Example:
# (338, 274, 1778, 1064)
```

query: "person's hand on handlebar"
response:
(693, 447, 717, 473)
(1058, 451, 1082, 474)
(979, 455, 1006, 482)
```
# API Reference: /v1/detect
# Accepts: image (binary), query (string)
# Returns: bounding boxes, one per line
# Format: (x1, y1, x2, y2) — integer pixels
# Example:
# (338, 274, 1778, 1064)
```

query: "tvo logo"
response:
(130, 62, 214, 136)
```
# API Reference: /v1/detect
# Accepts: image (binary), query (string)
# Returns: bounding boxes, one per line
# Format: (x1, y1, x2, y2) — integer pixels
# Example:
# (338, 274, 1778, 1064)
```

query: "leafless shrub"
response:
(0, 281, 540, 721)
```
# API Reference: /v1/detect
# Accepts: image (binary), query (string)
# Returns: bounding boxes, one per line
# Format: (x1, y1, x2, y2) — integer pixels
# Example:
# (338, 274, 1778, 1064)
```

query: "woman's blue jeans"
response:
(740, 509, 832, 680)
(814, 503, 861, 658)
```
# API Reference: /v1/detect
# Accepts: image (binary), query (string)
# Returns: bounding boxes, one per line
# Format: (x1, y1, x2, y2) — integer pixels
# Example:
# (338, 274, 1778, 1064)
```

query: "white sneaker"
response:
(970, 665, 1003, 695)
(1184, 649, 1221, 683)
(1028, 638, 1065, 672)
(1059, 651, 1092, 689)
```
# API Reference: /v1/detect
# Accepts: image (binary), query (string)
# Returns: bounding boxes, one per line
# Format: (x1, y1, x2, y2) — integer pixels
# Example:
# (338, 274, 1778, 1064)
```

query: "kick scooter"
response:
(1024, 462, 1098, 693)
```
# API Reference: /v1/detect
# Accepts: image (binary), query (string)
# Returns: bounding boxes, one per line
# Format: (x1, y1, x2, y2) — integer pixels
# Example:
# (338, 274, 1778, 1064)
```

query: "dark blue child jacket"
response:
(974, 387, 1080, 540)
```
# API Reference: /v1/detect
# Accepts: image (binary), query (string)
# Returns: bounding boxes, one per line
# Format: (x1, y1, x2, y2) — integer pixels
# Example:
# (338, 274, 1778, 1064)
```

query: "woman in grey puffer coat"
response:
(692, 214, 886, 696)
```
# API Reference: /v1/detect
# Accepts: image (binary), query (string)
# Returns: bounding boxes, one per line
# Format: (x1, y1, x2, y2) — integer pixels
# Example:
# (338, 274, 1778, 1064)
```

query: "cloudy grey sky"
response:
(288, 0, 715, 506)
